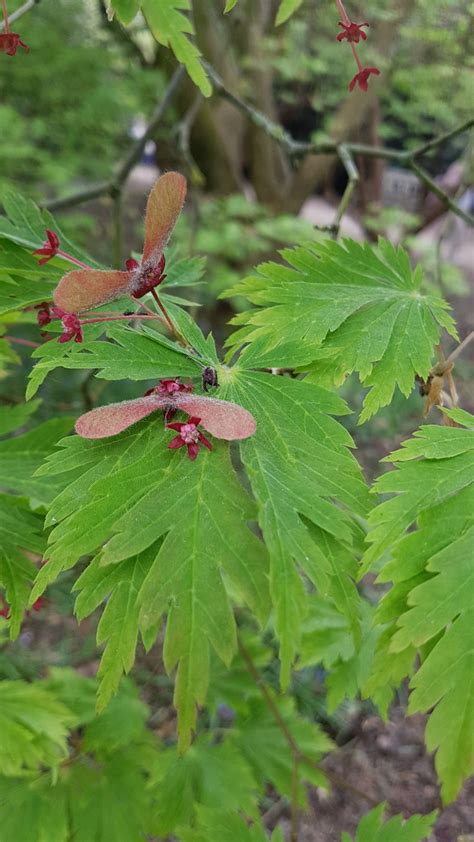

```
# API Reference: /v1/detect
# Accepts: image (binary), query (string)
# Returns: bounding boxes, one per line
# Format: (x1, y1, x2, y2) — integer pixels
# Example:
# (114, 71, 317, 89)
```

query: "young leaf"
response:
(142, 0, 212, 97)
(226, 239, 457, 422)
(221, 369, 370, 686)
(363, 412, 474, 801)
(341, 803, 437, 842)
(34, 427, 269, 749)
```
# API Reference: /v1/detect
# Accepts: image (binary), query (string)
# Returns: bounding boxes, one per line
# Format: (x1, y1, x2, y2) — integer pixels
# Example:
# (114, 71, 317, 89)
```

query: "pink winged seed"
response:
(75, 394, 256, 441)
(53, 172, 187, 314)
(53, 270, 131, 314)
(142, 171, 187, 264)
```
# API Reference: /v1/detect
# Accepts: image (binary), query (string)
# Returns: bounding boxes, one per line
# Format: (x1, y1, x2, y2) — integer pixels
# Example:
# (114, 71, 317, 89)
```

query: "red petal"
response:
(168, 436, 186, 449)
(198, 432, 212, 451)
(142, 172, 187, 265)
(186, 416, 201, 426)
(187, 443, 199, 460)
(166, 422, 185, 431)
(54, 269, 131, 313)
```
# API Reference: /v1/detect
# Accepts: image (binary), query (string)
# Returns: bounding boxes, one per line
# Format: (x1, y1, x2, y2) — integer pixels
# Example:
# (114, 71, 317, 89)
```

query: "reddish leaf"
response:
(174, 395, 256, 440)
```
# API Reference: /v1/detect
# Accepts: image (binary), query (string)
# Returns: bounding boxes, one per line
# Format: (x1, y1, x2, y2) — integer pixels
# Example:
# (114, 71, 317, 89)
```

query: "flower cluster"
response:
(335, 1, 380, 92)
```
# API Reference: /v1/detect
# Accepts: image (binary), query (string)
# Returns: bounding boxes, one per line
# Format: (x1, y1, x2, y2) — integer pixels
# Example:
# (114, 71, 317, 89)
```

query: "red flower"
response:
(0, 597, 10, 619)
(35, 302, 52, 327)
(336, 21, 369, 42)
(167, 416, 212, 461)
(51, 306, 83, 344)
(0, 32, 28, 55)
(33, 229, 60, 265)
(349, 66, 380, 92)
(128, 253, 167, 298)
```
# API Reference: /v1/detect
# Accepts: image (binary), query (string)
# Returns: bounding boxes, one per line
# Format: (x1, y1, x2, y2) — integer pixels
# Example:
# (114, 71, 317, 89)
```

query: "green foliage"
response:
(142, 0, 212, 96)
(0, 680, 74, 776)
(0, 496, 44, 638)
(363, 411, 474, 802)
(225, 239, 456, 422)
(181, 807, 285, 842)
(341, 803, 437, 842)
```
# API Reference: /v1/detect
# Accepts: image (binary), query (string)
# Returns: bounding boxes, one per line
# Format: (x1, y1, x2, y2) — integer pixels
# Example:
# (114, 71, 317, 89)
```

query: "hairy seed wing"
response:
(54, 270, 131, 313)
(175, 395, 256, 440)
(142, 172, 187, 264)
(75, 396, 167, 439)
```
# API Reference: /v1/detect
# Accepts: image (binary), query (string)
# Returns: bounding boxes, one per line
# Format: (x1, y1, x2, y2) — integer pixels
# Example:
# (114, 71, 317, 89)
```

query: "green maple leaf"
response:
(230, 697, 332, 802)
(221, 368, 370, 686)
(0, 496, 45, 638)
(225, 238, 457, 421)
(0, 681, 75, 776)
(341, 803, 437, 842)
(149, 738, 258, 835)
(142, 0, 212, 96)
(33, 425, 270, 750)
(0, 189, 98, 267)
(0, 417, 74, 506)
(363, 410, 474, 801)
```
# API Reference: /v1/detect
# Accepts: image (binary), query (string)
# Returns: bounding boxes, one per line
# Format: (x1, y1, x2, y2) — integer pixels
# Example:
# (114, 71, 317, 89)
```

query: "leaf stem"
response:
(57, 250, 91, 270)
(4, 335, 40, 348)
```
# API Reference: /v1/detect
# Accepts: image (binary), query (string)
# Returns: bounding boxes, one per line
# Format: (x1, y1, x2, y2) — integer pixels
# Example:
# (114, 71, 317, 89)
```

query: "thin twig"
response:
(237, 637, 379, 808)
(43, 66, 185, 213)
(446, 330, 474, 364)
(334, 144, 360, 236)
(0, 0, 40, 30)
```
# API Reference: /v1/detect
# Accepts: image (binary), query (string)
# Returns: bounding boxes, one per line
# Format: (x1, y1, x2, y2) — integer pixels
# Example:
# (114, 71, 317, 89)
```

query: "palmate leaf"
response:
(225, 239, 457, 422)
(221, 369, 370, 686)
(0, 240, 61, 316)
(142, 0, 212, 97)
(363, 410, 474, 802)
(341, 803, 437, 842)
(33, 422, 270, 749)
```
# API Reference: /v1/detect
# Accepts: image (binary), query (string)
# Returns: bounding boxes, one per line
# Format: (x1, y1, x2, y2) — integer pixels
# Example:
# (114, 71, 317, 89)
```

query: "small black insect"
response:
(202, 366, 219, 392)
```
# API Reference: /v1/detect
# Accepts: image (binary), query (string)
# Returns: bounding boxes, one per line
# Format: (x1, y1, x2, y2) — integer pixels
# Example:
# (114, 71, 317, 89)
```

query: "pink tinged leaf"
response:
(142, 172, 187, 265)
(75, 395, 168, 439)
(174, 395, 256, 440)
(53, 269, 131, 314)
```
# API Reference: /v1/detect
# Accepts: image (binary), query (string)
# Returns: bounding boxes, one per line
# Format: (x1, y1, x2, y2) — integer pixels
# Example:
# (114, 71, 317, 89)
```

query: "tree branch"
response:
(42, 66, 186, 212)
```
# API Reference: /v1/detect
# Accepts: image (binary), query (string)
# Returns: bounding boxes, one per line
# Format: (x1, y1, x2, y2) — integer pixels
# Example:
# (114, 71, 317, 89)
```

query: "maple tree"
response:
(1, 0, 473, 839)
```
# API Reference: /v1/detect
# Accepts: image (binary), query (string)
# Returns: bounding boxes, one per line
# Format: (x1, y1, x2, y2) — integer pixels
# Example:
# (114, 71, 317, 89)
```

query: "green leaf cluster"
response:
(363, 409, 474, 802)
